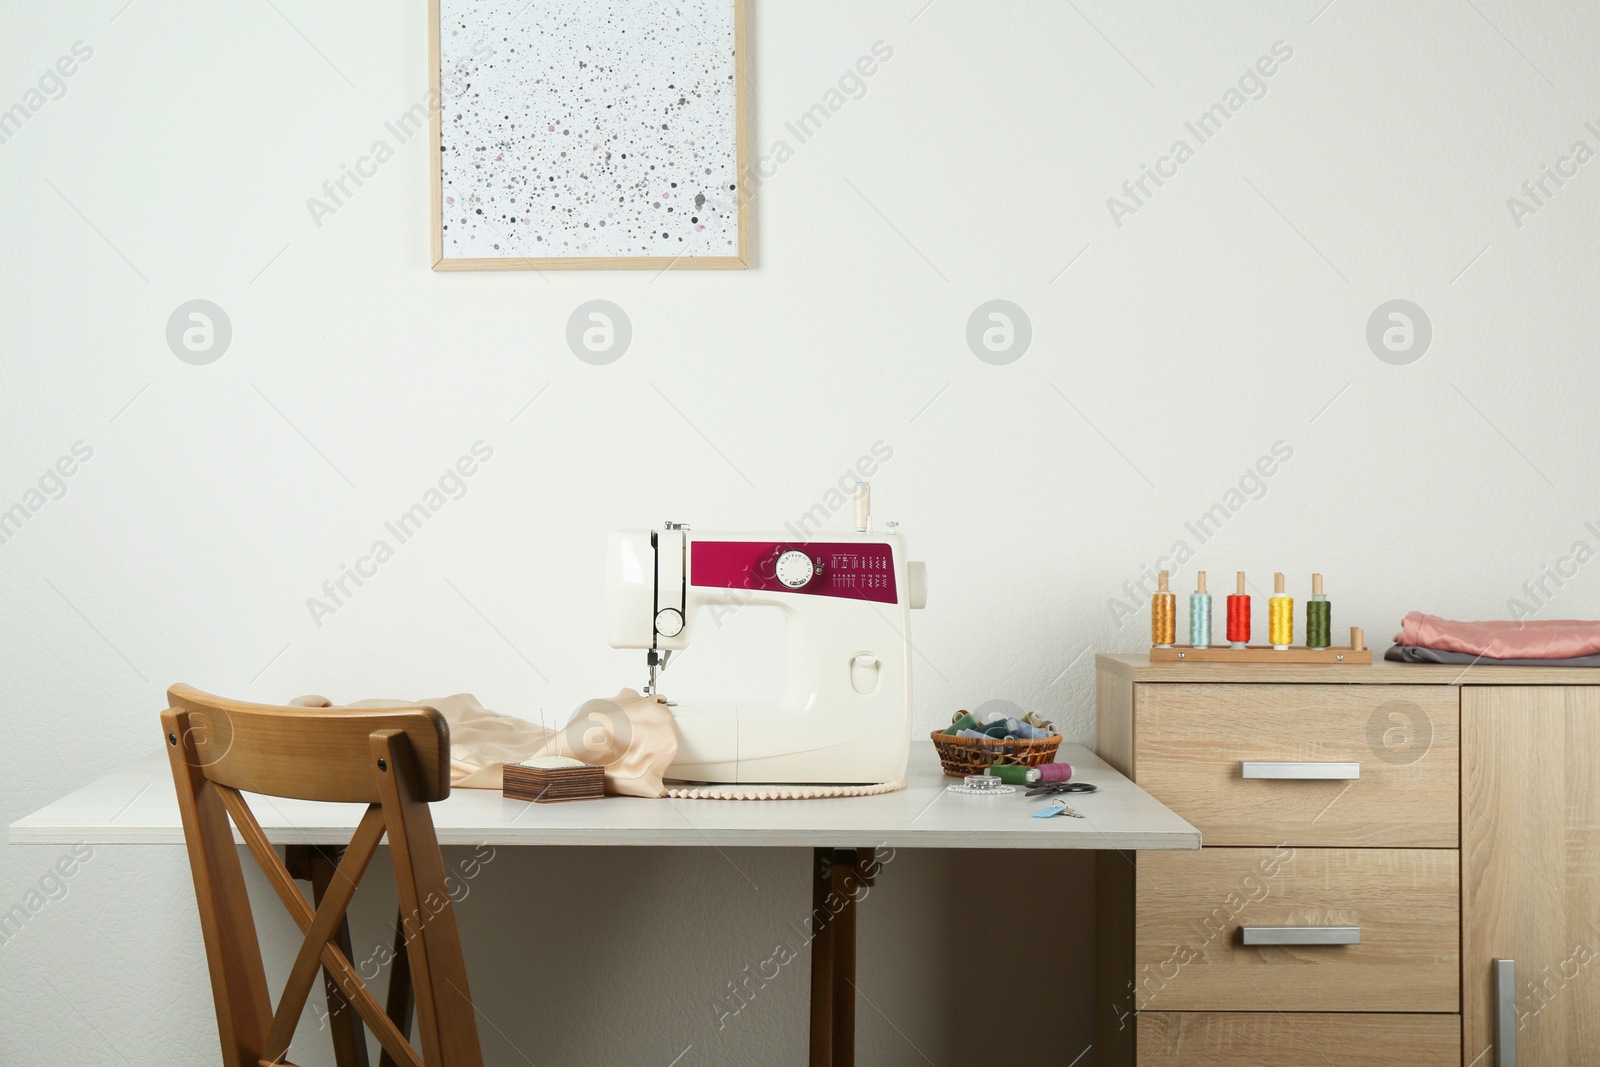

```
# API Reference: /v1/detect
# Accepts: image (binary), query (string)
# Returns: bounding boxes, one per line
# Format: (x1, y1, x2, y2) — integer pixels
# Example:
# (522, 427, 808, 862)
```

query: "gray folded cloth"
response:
(1385, 644, 1600, 667)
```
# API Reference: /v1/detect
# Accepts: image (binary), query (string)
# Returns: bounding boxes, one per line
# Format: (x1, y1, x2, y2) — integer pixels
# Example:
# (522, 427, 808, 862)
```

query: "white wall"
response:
(4, 0, 1597, 1062)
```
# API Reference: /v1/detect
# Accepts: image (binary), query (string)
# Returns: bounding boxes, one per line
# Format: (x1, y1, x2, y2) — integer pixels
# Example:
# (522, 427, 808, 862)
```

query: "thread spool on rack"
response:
(1269, 572, 1293, 650)
(1190, 571, 1212, 650)
(1148, 570, 1371, 664)
(1150, 570, 1176, 648)
(1307, 572, 1332, 650)
(1226, 571, 1250, 649)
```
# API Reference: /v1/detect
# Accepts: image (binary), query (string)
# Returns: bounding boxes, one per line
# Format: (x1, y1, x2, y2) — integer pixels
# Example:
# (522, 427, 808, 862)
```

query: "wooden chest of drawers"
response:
(1136, 847, 1459, 1012)
(1095, 654, 1600, 1067)
(1131, 683, 1458, 847)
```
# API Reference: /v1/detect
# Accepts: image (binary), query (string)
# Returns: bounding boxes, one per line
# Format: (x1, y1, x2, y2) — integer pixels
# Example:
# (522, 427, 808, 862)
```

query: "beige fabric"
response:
(665, 780, 906, 800)
(288, 689, 677, 798)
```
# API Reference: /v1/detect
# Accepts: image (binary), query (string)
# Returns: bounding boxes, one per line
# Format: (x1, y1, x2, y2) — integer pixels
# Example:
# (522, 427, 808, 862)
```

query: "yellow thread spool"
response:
(1269, 571, 1294, 649)
(1151, 570, 1176, 647)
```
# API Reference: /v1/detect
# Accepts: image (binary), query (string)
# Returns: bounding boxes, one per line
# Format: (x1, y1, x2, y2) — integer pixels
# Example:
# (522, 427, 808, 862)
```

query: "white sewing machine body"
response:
(607, 515, 926, 784)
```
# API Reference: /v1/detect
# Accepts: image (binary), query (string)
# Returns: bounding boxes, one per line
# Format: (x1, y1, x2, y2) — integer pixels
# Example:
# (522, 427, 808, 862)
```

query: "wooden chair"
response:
(161, 684, 484, 1067)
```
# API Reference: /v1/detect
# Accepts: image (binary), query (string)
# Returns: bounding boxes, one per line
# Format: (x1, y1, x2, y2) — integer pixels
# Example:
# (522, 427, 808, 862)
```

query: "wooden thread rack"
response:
(1149, 626, 1371, 664)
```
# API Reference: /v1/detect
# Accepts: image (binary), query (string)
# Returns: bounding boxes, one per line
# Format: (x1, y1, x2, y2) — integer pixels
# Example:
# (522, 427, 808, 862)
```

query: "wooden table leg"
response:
(829, 852, 857, 1067)
(809, 847, 835, 1067)
(286, 845, 416, 1067)
(286, 844, 370, 1067)
(809, 847, 878, 1067)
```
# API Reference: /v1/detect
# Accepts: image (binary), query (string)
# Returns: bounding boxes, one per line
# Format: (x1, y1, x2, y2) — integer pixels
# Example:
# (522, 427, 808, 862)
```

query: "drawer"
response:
(1138, 1011, 1461, 1065)
(1136, 848, 1458, 1012)
(1133, 683, 1458, 846)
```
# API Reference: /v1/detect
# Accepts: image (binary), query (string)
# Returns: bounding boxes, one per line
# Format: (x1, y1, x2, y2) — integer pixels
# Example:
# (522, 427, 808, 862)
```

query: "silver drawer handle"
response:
(1495, 958, 1516, 1066)
(1241, 761, 1361, 780)
(1241, 925, 1361, 946)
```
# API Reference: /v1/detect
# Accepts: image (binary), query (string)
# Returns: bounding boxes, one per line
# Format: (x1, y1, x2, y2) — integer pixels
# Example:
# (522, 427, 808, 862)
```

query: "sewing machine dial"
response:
(774, 550, 816, 589)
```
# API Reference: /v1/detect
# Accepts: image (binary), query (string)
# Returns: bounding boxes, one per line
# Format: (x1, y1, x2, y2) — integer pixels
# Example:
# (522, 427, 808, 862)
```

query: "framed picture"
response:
(429, 0, 750, 271)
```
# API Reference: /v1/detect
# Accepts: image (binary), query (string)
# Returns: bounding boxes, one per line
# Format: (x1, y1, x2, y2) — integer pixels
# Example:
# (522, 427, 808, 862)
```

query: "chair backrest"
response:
(162, 684, 483, 1067)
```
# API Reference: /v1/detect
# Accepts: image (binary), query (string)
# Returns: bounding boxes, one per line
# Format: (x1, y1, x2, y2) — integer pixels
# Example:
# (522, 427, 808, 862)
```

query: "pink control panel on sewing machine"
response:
(690, 541, 899, 604)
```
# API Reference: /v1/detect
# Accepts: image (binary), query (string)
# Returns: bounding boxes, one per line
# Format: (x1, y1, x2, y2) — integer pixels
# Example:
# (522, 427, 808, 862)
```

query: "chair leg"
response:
(378, 911, 415, 1067)
(287, 844, 370, 1067)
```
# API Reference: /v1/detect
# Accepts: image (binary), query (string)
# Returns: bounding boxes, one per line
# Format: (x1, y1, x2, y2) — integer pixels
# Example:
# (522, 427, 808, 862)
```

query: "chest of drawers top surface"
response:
(1097, 652, 1600, 685)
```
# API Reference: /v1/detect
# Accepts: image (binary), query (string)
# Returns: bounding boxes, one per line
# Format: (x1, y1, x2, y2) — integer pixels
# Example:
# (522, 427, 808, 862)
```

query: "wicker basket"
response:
(929, 729, 1063, 777)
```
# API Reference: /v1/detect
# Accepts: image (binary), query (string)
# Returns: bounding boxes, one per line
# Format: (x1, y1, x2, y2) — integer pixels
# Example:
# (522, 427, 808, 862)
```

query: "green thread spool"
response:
(984, 764, 1032, 785)
(1306, 572, 1331, 650)
(945, 712, 979, 735)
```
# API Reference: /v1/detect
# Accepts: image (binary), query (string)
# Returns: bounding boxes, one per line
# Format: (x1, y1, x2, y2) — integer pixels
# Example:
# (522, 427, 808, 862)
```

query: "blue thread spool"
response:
(1190, 571, 1213, 649)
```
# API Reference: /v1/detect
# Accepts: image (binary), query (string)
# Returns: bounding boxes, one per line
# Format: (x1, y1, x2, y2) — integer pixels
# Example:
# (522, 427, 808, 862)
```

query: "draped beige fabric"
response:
(289, 689, 678, 798)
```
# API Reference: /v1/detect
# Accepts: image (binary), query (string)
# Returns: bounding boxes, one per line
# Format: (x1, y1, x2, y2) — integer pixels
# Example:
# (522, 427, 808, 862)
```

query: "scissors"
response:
(1024, 781, 1097, 798)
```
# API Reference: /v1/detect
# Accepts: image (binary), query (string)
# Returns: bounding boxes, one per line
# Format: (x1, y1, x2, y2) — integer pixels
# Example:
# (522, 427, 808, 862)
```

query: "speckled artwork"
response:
(436, 0, 745, 267)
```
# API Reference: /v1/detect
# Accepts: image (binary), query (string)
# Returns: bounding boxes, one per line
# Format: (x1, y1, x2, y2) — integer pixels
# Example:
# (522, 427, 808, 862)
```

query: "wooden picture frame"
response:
(429, 0, 750, 271)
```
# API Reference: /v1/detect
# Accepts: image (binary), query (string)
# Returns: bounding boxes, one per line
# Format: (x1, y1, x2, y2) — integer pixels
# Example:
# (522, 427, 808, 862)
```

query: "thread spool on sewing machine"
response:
(1147, 569, 1371, 664)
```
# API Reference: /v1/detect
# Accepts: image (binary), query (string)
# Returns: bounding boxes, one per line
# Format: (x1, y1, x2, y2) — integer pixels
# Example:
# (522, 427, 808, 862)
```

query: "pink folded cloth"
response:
(1396, 612, 1600, 660)
(286, 690, 678, 797)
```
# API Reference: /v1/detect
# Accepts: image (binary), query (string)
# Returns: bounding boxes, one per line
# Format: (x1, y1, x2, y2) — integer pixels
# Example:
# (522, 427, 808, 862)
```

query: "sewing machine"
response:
(606, 487, 927, 783)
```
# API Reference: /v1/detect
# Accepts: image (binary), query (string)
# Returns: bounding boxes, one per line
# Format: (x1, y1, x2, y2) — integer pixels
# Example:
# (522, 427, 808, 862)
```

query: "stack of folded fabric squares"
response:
(1386, 611, 1600, 666)
(503, 755, 607, 803)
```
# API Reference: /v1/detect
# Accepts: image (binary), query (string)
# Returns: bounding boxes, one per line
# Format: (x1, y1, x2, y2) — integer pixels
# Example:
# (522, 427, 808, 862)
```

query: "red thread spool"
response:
(1035, 762, 1074, 783)
(1226, 571, 1251, 646)
(1226, 596, 1251, 641)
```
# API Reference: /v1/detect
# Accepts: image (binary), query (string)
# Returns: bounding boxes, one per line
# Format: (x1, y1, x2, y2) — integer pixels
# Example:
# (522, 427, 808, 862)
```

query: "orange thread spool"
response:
(1151, 570, 1176, 647)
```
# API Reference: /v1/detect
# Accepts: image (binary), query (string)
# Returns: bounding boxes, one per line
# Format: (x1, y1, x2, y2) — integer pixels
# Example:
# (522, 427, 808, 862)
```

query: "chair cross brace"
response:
(282, 844, 416, 1067)
(218, 788, 425, 1067)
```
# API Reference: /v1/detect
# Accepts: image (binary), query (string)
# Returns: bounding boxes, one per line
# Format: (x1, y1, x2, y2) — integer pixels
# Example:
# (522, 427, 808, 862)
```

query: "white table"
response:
(11, 741, 1197, 849)
(11, 741, 1198, 1065)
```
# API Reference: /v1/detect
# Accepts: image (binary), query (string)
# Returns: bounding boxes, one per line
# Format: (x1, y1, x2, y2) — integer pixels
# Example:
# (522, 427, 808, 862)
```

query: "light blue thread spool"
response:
(1190, 583, 1213, 649)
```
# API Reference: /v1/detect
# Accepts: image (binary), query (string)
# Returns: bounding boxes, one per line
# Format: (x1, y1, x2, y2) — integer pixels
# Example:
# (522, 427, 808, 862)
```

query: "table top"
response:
(9, 742, 1199, 851)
